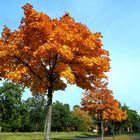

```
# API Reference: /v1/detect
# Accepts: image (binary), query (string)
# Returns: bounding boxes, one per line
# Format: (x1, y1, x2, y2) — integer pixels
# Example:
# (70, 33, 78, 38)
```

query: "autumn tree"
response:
(81, 81, 114, 140)
(0, 3, 110, 140)
(102, 100, 127, 137)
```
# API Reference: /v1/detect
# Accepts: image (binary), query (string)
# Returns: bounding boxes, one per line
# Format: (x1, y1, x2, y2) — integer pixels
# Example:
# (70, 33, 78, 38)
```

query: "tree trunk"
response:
(119, 123, 122, 135)
(44, 86, 53, 140)
(35, 123, 38, 132)
(119, 126, 121, 135)
(112, 122, 115, 139)
(101, 119, 104, 140)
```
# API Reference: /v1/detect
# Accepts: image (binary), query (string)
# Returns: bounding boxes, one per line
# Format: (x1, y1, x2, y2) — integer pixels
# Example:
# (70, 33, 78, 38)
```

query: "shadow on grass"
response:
(51, 134, 100, 140)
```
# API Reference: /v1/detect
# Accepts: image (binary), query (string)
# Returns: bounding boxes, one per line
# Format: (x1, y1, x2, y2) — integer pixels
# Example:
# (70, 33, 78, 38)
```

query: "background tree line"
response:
(0, 81, 140, 133)
(0, 81, 93, 132)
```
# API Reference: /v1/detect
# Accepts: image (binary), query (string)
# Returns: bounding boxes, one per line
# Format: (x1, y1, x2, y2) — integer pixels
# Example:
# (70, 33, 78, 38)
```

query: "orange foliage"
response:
(102, 99, 127, 122)
(0, 3, 110, 95)
(81, 81, 114, 115)
(81, 80, 127, 122)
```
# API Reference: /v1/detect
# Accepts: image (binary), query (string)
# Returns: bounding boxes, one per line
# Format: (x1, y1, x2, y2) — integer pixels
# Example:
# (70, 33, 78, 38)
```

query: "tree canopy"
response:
(0, 3, 110, 94)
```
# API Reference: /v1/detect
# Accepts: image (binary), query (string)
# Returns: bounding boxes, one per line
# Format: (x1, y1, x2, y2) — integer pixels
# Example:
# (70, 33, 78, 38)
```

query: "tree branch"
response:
(41, 63, 50, 76)
(52, 54, 58, 71)
(52, 74, 59, 82)
(14, 55, 42, 81)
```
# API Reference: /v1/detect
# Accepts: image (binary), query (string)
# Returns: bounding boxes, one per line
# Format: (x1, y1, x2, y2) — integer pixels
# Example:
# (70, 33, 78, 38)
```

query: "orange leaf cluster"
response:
(81, 80, 127, 122)
(0, 3, 110, 94)
(102, 100, 127, 122)
(81, 81, 113, 114)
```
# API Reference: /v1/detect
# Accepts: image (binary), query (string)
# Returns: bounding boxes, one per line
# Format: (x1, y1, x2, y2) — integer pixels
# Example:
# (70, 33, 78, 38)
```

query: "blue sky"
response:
(0, 0, 140, 112)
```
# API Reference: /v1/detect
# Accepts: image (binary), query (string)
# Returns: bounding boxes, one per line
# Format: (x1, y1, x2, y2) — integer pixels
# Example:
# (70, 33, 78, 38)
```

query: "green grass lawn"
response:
(0, 132, 140, 140)
(0, 131, 96, 140)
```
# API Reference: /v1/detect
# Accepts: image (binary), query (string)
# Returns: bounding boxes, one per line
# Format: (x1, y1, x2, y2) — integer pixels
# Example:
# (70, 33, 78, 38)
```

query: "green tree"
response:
(121, 105, 140, 132)
(25, 95, 47, 131)
(0, 81, 24, 131)
(19, 101, 30, 132)
(72, 107, 93, 131)
(51, 101, 72, 131)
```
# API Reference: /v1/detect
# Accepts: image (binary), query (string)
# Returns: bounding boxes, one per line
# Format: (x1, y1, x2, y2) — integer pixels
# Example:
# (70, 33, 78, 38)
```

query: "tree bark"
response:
(119, 126, 121, 135)
(119, 123, 122, 136)
(101, 119, 104, 140)
(112, 122, 115, 139)
(35, 123, 38, 132)
(44, 86, 53, 140)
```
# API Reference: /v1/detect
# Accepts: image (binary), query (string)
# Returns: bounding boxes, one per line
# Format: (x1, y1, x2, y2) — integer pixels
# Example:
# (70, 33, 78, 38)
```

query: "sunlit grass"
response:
(0, 132, 43, 140)
(0, 132, 140, 140)
(0, 131, 96, 140)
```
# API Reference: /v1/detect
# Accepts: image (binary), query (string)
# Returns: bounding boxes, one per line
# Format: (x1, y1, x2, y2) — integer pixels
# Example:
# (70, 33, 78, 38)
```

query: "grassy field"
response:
(0, 132, 140, 140)
(0, 131, 95, 140)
